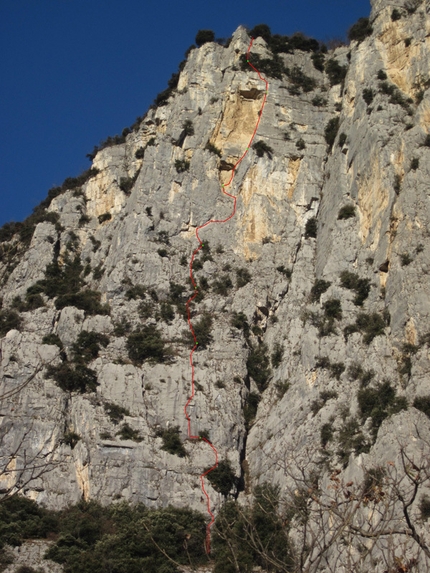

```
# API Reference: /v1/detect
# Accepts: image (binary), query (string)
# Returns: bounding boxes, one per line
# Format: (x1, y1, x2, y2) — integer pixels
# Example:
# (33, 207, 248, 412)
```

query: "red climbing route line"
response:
(184, 37, 268, 555)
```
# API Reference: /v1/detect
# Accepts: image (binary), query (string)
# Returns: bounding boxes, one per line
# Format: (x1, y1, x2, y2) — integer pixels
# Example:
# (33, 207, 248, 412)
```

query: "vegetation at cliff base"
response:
(213, 483, 293, 573)
(3, 449, 430, 573)
(0, 495, 207, 573)
(0, 496, 59, 558)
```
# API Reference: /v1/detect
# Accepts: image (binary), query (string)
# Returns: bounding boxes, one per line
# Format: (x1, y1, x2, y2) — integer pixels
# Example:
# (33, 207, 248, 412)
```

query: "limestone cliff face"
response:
(1, 0, 430, 567)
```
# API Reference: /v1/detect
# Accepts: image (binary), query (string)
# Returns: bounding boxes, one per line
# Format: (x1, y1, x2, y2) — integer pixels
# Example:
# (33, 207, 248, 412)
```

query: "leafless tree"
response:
(0, 359, 63, 502)
(323, 37, 347, 50)
(0, 422, 61, 501)
(212, 438, 430, 572)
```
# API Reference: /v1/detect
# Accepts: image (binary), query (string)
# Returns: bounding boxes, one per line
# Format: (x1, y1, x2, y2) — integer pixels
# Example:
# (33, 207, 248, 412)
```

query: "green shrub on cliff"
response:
(195, 29, 215, 46)
(348, 17, 373, 43)
(126, 326, 166, 364)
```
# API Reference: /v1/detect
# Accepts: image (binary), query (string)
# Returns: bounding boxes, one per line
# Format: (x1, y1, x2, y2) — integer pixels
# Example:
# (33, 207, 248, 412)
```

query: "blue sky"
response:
(0, 0, 371, 228)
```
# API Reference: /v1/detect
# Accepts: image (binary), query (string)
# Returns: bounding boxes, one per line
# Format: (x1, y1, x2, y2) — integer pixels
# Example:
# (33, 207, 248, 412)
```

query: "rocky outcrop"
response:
(1, 0, 430, 570)
(3, 540, 62, 573)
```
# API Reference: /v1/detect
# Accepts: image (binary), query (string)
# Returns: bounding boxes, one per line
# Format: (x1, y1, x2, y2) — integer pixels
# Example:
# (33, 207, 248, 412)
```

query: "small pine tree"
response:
(305, 217, 318, 239)
(362, 88, 374, 105)
(249, 24, 272, 43)
(252, 141, 273, 159)
(325, 59, 347, 86)
(324, 117, 340, 148)
(206, 459, 238, 496)
(348, 17, 373, 44)
(195, 30, 215, 47)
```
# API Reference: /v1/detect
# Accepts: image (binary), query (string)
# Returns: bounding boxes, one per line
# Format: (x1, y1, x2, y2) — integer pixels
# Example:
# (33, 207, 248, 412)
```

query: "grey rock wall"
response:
(3, 540, 63, 573)
(0, 0, 429, 569)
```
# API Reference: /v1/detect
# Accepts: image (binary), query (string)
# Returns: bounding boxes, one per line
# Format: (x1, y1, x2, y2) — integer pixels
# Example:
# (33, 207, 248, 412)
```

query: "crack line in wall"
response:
(183, 36, 269, 555)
